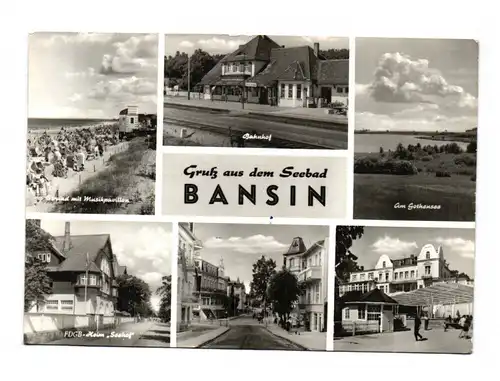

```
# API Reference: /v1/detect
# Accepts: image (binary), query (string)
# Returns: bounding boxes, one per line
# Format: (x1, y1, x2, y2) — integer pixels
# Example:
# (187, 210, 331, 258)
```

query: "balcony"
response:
(298, 266, 322, 283)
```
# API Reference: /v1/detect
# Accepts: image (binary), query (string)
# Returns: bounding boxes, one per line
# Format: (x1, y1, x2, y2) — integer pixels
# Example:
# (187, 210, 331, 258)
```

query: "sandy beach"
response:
(27, 121, 118, 137)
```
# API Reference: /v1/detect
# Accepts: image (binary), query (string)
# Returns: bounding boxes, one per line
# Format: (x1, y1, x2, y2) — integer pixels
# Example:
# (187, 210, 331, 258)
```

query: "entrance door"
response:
(260, 87, 268, 105)
(303, 87, 308, 107)
(320, 86, 332, 107)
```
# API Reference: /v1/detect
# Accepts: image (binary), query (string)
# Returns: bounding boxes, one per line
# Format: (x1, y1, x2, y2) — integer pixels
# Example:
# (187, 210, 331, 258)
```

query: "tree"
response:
(24, 220, 53, 312)
(267, 268, 302, 322)
(157, 275, 171, 322)
(466, 140, 477, 154)
(320, 48, 350, 59)
(250, 256, 277, 306)
(116, 274, 152, 317)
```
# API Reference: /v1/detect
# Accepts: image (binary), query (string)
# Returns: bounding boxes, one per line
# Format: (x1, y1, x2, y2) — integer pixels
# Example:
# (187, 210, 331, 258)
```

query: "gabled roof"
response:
(343, 288, 399, 305)
(284, 237, 307, 257)
(117, 265, 127, 276)
(251, 46, 319, 86)
(221, 35, 281, 62)
(317, 59, 349, 85)
(52, 234, 110, 272)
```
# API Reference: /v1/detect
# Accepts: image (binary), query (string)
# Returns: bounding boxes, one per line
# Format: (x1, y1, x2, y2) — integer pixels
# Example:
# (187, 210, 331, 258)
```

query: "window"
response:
(358, 305, 366, 319)
(130, 117, 134, 124)
(426, 251, 430, 259)
(394, 273, 398, 280)
(379, 272, 382, 280)
(345, 87, 349, 94)
(280, 84, 285, 98)
(80, 274, 87, 285)
(297, 84, 302, 99)
(239, 63, 244, 72)
(405, 271, 409, 279)
(419, 285, 423, 289)
(425, 266, 431, 275)
(61, 300, 73, 310)
(382, 261, 386, 268)
(385, 272, 389, 281)
(367, 305, 380, 321)
(315, 284, 320, 303)
(46, 300, 58, 310)
(352, 274, 357, 281)
(368, 272, 373, 280)
(344, 308, 350, 320)
(288, 84, 293, 98)
(360, 274, 365, 281)
(411, 270, 415, 278)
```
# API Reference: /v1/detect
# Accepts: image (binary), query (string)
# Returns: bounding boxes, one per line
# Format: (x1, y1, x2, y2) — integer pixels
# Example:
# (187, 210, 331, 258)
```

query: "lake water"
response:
(355, 134, 469, 153)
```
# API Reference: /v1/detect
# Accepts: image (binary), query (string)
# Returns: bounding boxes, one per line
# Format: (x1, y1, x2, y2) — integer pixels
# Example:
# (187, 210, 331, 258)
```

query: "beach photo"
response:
(24, 219, 172, 347)
(353, 38, 478, 221)
(333, 225, 474, 354)
(163, 34, 349, 149)
(176, 222, 329, 350)
(27, 33, 158, 215)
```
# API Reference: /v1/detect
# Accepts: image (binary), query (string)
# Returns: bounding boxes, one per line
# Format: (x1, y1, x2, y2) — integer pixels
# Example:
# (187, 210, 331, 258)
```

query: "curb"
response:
(264, 326, 310, 351)
(195, 327, 231, 348)
(165, 102, 348, 132)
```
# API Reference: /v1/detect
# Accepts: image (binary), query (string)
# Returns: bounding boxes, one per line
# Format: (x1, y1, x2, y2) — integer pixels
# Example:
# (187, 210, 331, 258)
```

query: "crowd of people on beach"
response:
(26, 124, 120, 197)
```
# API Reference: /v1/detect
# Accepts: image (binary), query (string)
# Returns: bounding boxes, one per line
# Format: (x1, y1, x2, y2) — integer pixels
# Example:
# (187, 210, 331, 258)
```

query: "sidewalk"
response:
(165, 96, 348, 126)
(177, 326, 230, 348)
(266, 324, 327, 351)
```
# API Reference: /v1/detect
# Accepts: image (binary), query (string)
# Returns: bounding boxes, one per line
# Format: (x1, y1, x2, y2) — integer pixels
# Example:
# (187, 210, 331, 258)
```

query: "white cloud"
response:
(179, 41, 194, 48)
(364, 52, 477, 109)
(112, 226, 172, 289)
(88, 76, 157, 100)
(64, 67, 98, 79)
(100, 34, 157, 75)
(68, 93, 83, 102)
(435, 237, 475, 259)
(197, 37, 248, 53)
(204, 235, 288, 254)
(372, 236, 418, 255)
(42, 33, 113, 46)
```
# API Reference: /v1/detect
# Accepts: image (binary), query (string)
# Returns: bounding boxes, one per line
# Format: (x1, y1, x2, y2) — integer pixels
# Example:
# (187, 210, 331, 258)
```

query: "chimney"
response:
(314, 42, 320, 57)
(63, 222, 71, 253)
(281, 45, 285, 48)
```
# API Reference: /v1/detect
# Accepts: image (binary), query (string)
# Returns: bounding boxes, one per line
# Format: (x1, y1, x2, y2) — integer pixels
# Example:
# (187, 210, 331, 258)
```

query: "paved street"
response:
(48, 321, 170, 347)
(200, 316, 305, 350)
(334, 328, 472, 354)
(164, 106, 347, 149)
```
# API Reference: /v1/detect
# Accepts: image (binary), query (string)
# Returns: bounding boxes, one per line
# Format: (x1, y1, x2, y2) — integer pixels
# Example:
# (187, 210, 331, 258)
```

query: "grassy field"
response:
(354, 172, 476, 221)
(53, 137, 156, 214)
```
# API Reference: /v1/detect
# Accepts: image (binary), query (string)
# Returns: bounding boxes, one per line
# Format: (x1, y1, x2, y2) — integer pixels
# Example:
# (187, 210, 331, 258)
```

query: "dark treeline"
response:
(164, 48, 349, 90)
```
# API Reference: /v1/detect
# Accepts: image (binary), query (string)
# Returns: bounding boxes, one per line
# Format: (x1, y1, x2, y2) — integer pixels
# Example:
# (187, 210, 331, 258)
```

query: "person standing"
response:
(414, 313, 424, 341)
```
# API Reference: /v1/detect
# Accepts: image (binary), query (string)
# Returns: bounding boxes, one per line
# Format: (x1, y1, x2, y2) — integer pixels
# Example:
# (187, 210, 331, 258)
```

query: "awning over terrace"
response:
(391, 283, 474, 306)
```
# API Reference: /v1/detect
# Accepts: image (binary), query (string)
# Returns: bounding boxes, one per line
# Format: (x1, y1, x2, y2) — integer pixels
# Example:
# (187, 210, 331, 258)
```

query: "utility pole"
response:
(84, 252, 89, 315)
(241, 53, 246, 110)
(187, 54, 191, 101)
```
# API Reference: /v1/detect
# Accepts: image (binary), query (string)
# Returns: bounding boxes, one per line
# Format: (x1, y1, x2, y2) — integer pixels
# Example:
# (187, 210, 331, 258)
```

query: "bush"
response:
(421, 155, 433, 162)
(466, 140, 477, 154)
(354, 157, 418, 175)
(471, 174, 476, 182)
(454, 154, 476, 167)
(436, 170, 451, 178)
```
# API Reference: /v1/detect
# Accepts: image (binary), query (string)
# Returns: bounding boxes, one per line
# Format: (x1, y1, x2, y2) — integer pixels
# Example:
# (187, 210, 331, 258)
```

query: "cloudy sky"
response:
(346, 226, 475, 277)
(165, 34, 348, 56)
(29, 33, 158, 119)
(191, 223, 329, 292)
(40, 220, 172, 312)
(355, 38, 478, 132)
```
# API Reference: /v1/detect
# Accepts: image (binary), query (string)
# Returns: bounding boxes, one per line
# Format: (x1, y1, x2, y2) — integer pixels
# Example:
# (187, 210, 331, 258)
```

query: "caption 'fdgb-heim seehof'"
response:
(24, 219, 173, 348)
(164, 34, 349, 149)
(176, 223, 329, 350)
(26, 33, 158, 215)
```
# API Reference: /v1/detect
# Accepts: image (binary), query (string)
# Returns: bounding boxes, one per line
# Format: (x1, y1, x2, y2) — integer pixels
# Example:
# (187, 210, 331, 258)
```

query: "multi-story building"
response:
(283, 237, 329, 332)
(338, 244, 462, 297)
(194, 257, 228, 319)
(227, 278, 246, 313)
(28, 221, 119, 317)
(178, 222, 203, 328)
(197, 35, 348, 108)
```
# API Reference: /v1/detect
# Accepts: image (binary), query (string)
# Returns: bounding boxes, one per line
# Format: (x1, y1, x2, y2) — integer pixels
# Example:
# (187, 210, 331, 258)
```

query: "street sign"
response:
(246, 82, 257, 88)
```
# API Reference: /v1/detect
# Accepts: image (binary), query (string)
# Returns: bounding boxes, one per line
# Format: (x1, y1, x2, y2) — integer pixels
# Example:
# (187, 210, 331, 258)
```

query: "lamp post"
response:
(241, 53, 246, 110)
(187, 54, 191, 101)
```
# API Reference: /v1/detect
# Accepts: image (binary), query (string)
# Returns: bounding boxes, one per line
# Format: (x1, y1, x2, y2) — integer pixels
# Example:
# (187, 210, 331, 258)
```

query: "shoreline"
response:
(28, 122, 118, 136)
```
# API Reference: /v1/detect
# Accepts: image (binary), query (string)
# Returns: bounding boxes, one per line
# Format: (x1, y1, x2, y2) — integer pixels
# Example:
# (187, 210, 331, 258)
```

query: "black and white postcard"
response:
(24, 219, 172, 347)
(26, 33, 158, 215)
(163, 34, 349, 149)
(353, 38, 478, 221)
(334, 225, 474, 354)
(176, 222, 329, 350)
